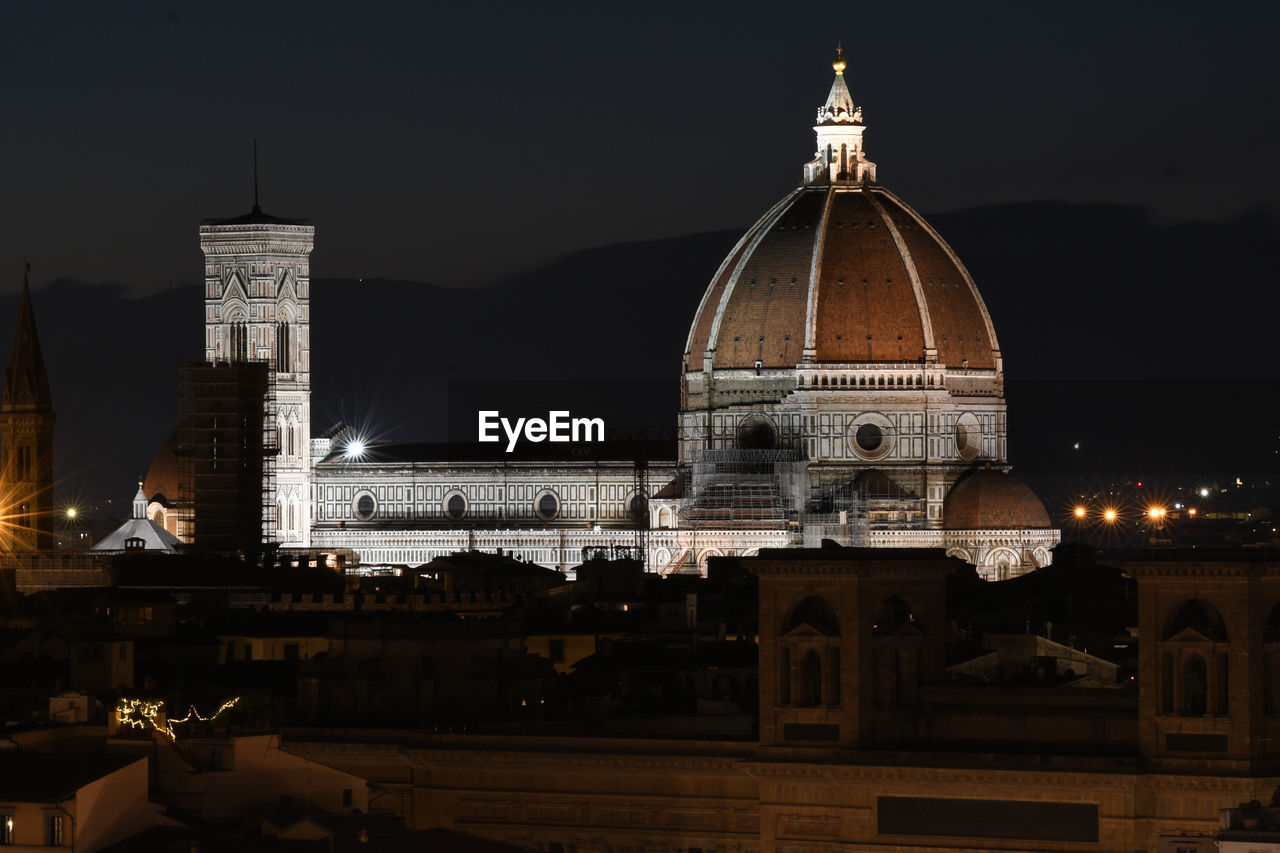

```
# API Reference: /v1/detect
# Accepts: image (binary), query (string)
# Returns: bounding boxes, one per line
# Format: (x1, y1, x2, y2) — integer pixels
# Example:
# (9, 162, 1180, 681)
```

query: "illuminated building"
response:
(198, 198, 314, 548)
(145, 50, 1057, 578)
(0, 264, 55, 552)
(91, 484, 179, 554)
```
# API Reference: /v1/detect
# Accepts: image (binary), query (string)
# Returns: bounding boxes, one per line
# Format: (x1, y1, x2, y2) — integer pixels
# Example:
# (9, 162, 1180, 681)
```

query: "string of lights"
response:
(115, 696, 240, 741)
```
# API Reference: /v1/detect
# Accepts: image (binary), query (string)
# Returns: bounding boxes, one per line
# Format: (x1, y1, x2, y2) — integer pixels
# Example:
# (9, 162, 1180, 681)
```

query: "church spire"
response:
(1, 260, 56, 550)
(2, 261, 53, 413)
(804, 45, 877, 186)
(252, 137, 260, 214)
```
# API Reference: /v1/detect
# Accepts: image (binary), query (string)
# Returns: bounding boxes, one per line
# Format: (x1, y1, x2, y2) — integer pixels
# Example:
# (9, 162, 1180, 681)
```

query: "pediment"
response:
(1168, 626, 1216, 644)
(783, 622, 838, 639)
(878, 621, 925, 639)
(224, 272, 248, 304)
(277, 270, 297, 301)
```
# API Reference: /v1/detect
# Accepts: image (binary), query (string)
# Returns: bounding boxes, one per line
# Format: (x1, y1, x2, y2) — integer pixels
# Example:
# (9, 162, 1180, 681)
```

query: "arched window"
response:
(779, 647, 791, 705)
(276, 322, 294, 372)
(1183, 655, 1207, 716)
(1217, 652, 1229, 715)
(802, 650, 823, 707)
(873, 596, 915, 637)
(1265, 603, 1280, 716)
(1161, 652, 1174, 714)
(786, 596, 840, 636)
(1163, 599, 1228, 642)
(228, 321, 249, 362)
(828, 647, 841, 706)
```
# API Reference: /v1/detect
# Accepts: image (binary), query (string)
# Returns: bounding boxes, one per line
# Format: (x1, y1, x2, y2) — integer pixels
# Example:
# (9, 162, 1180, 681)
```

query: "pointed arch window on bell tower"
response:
(228, 321, 249, 363)
(276, 322, 294, 372)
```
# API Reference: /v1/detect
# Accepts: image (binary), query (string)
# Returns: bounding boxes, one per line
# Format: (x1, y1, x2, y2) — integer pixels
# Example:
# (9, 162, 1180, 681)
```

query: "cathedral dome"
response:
(943, 469, 1051, 531)
(684, 184, 999, 372)
(683, 54, 999, 376)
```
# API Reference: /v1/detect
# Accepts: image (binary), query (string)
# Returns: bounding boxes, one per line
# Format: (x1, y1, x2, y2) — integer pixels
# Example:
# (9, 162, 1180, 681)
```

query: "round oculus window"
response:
(445, 493, 467, 521)
(537, 493, 559, 520)
(954, 413, 981, 461)
(353, 492, 376, 521)
(855, 423, 884, 452)
(848, 415, 894, 461)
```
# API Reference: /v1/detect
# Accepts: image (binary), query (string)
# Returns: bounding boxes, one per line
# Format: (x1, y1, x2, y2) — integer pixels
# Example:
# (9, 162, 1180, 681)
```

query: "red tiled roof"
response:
(144, 431, 183, 505)
(943, 469, 1051, 530)
(685, 184, 999, 371)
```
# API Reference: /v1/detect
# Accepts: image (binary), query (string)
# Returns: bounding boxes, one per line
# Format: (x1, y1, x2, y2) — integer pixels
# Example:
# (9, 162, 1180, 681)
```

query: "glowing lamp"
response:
(65, 508, 78, 519)
(1200, 488, 1210, 497)
(1189, 508, 1197, 516)
(1104, 509, 1117, 522)
(345, 438, 367, 459)
(1074, 506, 1086, 518)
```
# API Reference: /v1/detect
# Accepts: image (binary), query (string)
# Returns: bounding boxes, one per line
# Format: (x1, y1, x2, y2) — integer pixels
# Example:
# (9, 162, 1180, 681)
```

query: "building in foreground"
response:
(280, 548, 1280, 852)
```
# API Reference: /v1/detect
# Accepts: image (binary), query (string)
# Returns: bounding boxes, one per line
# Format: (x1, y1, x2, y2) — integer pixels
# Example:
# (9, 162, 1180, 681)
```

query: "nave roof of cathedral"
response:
(317, 438, 677, 466)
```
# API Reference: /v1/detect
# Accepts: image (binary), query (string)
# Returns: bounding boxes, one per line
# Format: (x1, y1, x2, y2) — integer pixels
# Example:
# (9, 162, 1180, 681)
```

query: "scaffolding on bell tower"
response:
(176, 360, 277, 556)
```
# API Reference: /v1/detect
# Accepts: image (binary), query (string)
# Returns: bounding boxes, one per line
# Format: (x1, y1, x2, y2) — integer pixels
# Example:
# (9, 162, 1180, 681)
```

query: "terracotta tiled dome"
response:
(143, 431, 183, 506)
(684, 184, 1000, 372)
(943, 469, 1051, 530)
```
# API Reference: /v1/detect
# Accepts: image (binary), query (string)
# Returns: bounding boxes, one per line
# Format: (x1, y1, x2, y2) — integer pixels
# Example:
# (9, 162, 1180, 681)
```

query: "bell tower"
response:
(1, 263, 55, 551)
(198, 151, 314, 547)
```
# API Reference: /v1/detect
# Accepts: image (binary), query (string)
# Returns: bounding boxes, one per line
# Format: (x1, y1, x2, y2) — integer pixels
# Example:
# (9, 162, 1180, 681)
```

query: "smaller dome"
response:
(944, 469, 1051, 530)
(144, 432, 183, 507)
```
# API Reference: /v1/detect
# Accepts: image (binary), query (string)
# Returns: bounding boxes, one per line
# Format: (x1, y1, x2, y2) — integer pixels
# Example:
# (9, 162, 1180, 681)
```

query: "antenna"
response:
(252, 138, 260, 211)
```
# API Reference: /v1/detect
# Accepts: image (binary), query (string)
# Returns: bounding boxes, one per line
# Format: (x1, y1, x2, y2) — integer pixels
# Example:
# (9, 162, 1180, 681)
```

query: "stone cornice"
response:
(1127, 563, 1279, 579)
(741, 760, 1138, 789)
(200, 241, 314, 256)
(407, 748, 752, 776)
(199, 223, 314, 236)
(753, 560, 956, 578)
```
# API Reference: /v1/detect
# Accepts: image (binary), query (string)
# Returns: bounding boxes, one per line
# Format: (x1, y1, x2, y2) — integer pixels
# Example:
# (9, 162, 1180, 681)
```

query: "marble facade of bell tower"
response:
(198, 197, 314, 547)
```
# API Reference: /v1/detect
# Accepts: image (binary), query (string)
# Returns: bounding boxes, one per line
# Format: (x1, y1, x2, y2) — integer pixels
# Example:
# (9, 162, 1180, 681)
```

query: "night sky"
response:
(4, 2, 1276, 291)
(2, 2, 1278, 507)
